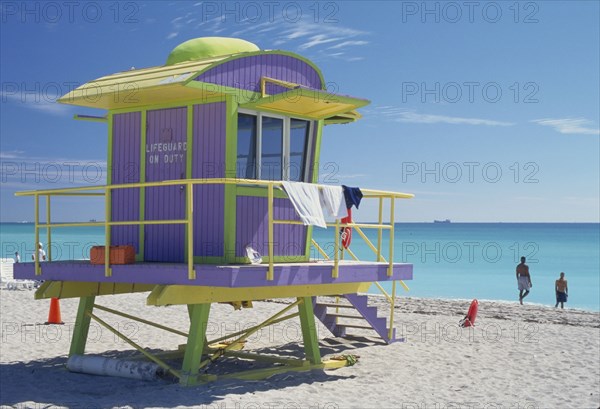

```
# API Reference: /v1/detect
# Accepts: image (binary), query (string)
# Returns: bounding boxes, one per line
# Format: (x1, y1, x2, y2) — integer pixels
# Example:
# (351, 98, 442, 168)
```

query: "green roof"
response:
(165, 37, 260, 65)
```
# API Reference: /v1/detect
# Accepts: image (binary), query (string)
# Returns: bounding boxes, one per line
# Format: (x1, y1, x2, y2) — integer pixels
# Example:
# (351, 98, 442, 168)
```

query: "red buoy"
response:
(459, 299, 479, 328)
(340, 208, 353, 249)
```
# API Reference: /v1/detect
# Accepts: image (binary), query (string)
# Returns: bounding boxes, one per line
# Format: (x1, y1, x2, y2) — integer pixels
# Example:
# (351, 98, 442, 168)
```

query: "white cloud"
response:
(0, 151, 107, 188)
(298, 34, 343, 50)
(327, 40, 369, 50)
(531, 118, 599, 135)
(1, 91, 73, 116)
(167, 8, 369, 62)
(375, 108, 514, 127)
(166, 32, 178, 40)
(0, 150, 25, 159)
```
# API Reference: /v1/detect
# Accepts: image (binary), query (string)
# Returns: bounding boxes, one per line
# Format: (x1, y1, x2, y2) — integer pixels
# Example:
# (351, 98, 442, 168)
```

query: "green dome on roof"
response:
(165, 37, 260, 65)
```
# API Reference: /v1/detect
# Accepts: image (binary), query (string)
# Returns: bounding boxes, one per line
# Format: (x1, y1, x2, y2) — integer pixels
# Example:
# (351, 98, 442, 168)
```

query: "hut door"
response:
(144, 107, 187, 262)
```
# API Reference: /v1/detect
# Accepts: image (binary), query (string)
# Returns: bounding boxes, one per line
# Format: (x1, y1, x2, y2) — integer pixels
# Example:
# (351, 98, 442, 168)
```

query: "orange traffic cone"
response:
(45, 297, 64, 325)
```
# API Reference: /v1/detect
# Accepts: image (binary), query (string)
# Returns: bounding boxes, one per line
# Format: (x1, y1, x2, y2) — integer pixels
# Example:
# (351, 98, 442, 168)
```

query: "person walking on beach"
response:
(555, 272, 568, 309)
(516, 256, 532, 305)
(31, 242, 46, 262)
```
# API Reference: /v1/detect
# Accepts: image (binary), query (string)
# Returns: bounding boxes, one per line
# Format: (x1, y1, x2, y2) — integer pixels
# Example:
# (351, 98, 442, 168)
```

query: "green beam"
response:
(69, 296, 95, 356)
(180, 303, 211, 386)
(223, 96, 238, 263)
(138, 110, 147, 261)
(297, 297, 321, 364)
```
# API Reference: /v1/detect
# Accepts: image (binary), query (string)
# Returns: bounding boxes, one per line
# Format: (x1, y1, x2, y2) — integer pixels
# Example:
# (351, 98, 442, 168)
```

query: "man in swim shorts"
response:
(516, 256, 532, 305)
(555, 272, 568, 309)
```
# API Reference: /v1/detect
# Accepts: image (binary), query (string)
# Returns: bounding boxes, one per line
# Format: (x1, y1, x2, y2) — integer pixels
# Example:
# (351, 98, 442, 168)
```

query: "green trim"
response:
(304, 120, 324, 258)
(69, 296, 95, 356)
(312, 120, 324, 184)
(73, 114, 108, 123)
(223, 96, 238, 264)
(305, 225, 314, 259)
(186, 105, 194, 179)
(185, 104, 194, 260)
(237, 186, 288, 199)
(138, 110, 147, 262)
(181, 303, 211, 386)
(298, 297, 322, 364)
(183, 50, 327, 91)
(185, 81, 261, 105)
(107, 114, 114, 185)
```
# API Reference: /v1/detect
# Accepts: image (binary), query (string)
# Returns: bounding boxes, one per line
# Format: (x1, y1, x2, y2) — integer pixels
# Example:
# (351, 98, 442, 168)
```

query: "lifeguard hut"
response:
(14, 37, 414, 385)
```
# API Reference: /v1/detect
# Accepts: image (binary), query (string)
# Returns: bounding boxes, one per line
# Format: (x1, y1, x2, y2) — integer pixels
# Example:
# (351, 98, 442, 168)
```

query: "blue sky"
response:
(1, 1, 598, 222)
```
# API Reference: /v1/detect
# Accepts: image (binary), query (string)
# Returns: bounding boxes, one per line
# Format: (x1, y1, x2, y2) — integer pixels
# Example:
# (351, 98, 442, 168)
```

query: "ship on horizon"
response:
(433, 219, 451, 224)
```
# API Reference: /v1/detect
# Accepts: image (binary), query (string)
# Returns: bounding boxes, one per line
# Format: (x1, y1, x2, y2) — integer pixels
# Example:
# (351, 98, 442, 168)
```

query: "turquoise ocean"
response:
(1, 223, 598, 311)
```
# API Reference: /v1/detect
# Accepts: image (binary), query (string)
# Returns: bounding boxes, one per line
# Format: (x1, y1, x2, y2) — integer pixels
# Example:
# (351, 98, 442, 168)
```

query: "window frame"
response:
(238, 109, 314, 182)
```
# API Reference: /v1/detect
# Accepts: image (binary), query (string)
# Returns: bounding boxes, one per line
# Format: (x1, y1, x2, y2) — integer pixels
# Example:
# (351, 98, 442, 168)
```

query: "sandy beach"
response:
(1, 289, 599, 409)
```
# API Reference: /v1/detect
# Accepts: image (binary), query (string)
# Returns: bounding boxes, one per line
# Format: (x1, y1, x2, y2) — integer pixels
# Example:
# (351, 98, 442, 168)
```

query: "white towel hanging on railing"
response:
(318, 185, 346, 218)
(281, 181, 327, 228)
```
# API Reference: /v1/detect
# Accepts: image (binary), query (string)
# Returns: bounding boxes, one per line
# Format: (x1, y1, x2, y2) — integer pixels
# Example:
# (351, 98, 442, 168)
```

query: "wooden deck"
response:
(14, 260, 412, 287)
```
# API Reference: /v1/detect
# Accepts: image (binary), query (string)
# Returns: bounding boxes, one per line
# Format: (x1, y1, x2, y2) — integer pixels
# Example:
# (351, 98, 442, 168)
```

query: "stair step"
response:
(326, 313, 365, 319)
(316, 302, 355, 309)
(336, 324, 374, 330)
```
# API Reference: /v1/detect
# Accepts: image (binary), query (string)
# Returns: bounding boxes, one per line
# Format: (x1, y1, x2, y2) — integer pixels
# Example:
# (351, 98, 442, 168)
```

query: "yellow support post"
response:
(377, 197, 383, 262)
(311, 239, 330, 260)
(388, 197, 395, 277)
(333, 218, 340, 278)
(46, 195, 52, 261)
(344, 247, 360, 261)
(186, 182, 195, 280)
(374, 282, 393, 304)
(355, 226, 386, 262)
(104, 188, 111, 277)
(34, 194, 40, 275)
(267, 183, 274, 281)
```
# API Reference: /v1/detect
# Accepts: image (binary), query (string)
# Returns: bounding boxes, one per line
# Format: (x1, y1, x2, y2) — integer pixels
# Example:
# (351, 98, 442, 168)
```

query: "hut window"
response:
(237, 114, 257, 179)
(237, 111, 312, 181)
(288, 119, 310, 182)
(260, 116, 284, 180)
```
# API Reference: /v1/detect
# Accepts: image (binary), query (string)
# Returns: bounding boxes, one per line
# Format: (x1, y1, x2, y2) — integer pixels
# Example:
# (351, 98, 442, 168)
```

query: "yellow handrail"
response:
(15, 178, 414, 199)
(267, 184, 275, 281)
(18, 178, 413, 283)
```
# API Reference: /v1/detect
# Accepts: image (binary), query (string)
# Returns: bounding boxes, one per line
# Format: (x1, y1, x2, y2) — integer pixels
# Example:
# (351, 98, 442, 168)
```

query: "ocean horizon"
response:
(1, 222, 598, 311)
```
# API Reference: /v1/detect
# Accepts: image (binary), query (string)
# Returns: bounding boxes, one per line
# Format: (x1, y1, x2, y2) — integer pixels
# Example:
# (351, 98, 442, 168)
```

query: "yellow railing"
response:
(16, 178, 413, 285)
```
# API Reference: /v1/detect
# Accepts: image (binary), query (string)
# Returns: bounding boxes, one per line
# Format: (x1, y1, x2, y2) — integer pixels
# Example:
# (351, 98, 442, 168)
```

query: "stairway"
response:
(313, 294, 401, 344)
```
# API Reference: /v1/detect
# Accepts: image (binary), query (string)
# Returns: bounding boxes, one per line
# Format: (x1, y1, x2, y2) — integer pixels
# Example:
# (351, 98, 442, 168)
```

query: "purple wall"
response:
(236, 196, 306, 259)
(109, 54, 324, 264)
(192, 102, 226, 257)
(144, 107, 187, 262)
(196, 53, 323, 94)
(111, 112, 141, 252)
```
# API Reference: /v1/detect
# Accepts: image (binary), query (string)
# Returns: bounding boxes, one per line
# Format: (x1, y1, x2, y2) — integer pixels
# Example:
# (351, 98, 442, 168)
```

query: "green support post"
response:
(69, 296, 95, 356)
(181, 303, 211, 385)
(297, 297, 321, 364)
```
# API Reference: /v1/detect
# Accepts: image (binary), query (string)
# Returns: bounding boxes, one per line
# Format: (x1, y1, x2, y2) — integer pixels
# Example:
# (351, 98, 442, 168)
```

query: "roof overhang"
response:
(324, 110, 362, 125)
(239, 88, 370, 120)
(57, 55, 239, 110)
